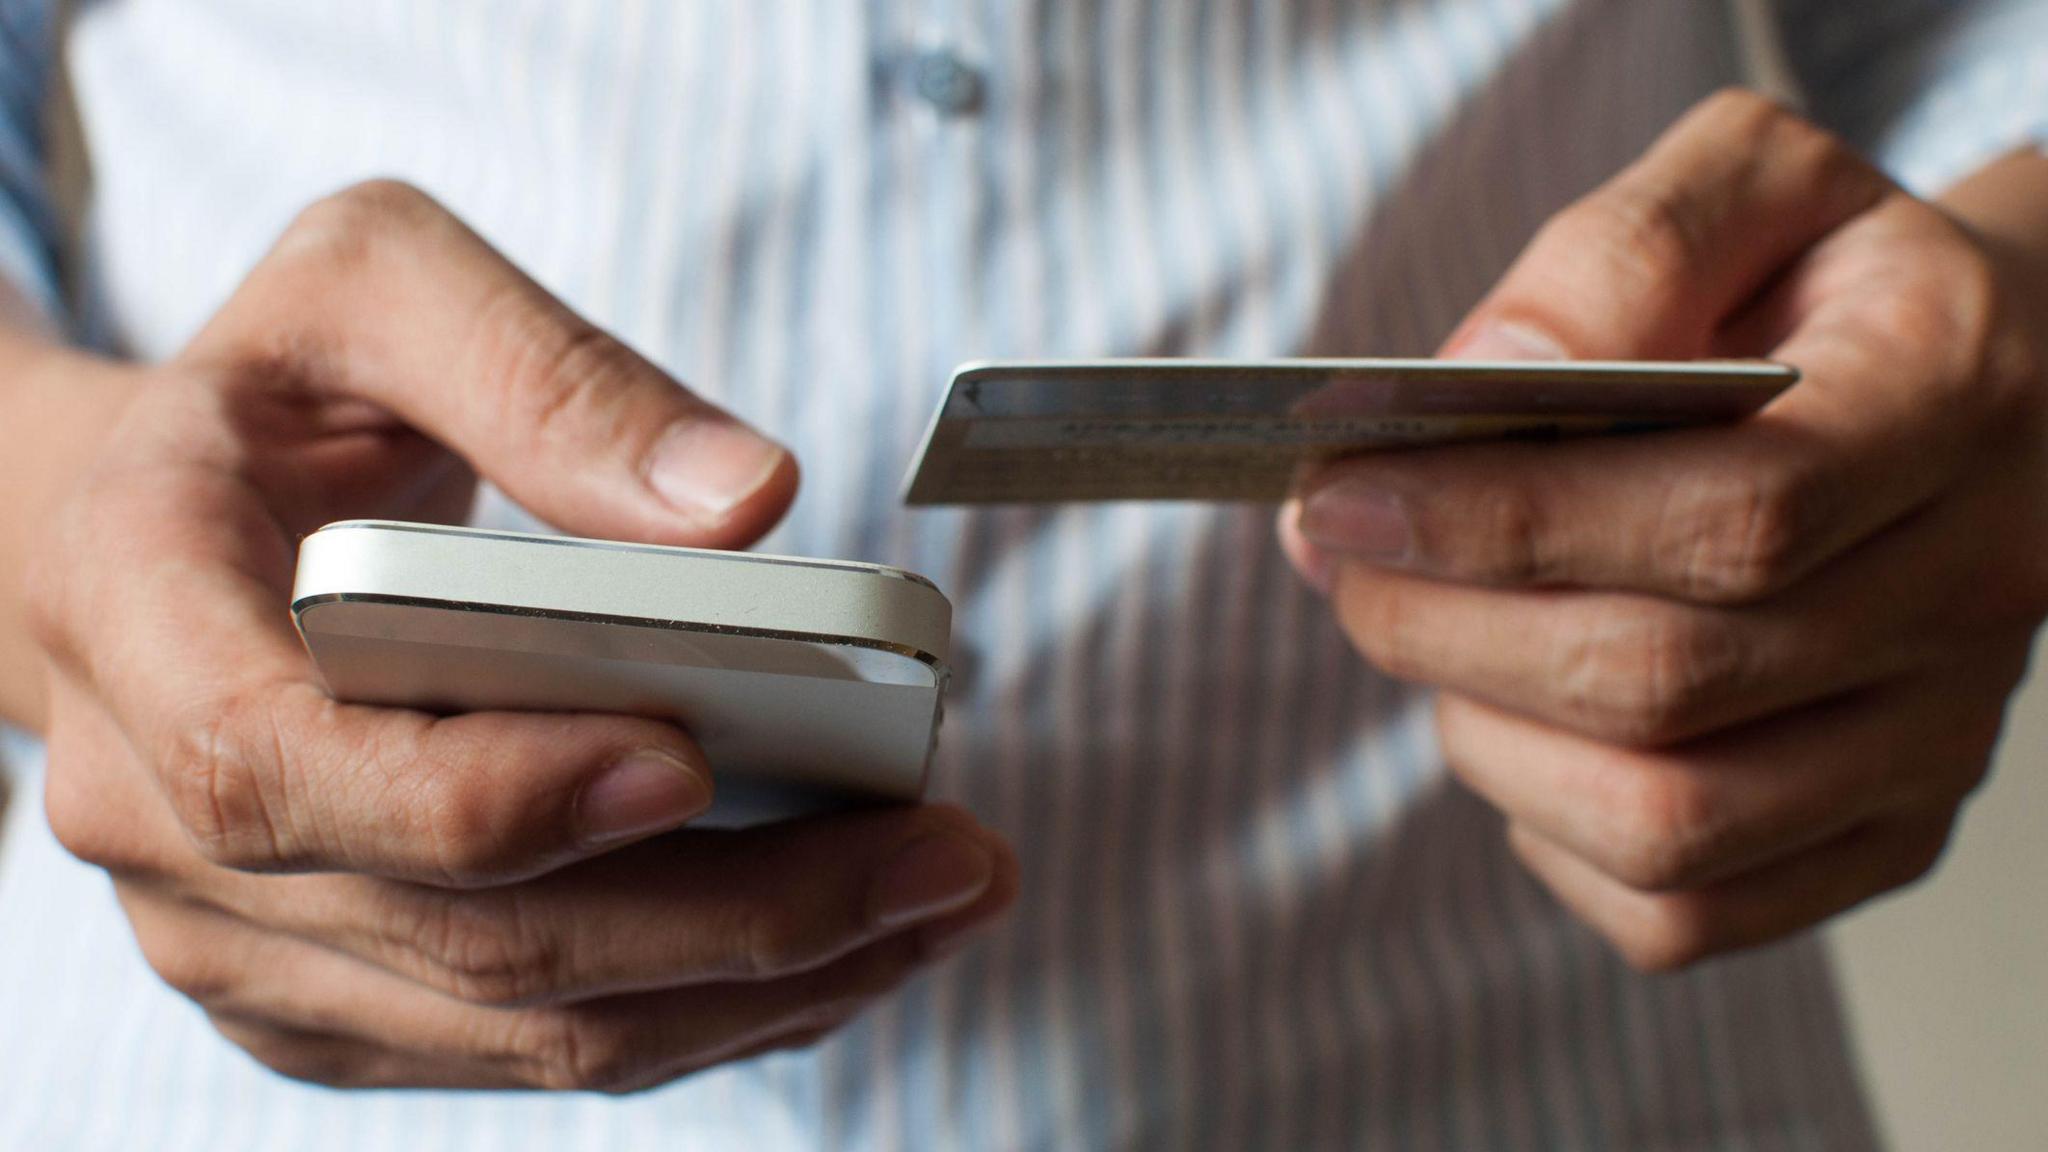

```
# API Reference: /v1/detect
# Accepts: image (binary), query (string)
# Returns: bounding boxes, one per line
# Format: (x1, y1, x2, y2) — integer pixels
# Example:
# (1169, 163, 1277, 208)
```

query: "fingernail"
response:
(1445, 319, 1571, 362)
(576, 750, 711, 847)
(645, 419, 788, 522)
(1300, 481, 1413, 564)
(1280, 499, 1337, 595)
(869, 832, 995, 930)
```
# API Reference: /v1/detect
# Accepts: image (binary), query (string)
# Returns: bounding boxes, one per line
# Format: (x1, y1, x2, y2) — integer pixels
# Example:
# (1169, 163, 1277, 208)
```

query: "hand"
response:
(1281, 91, 2048, 970)
(27, 181, 1017, 1090)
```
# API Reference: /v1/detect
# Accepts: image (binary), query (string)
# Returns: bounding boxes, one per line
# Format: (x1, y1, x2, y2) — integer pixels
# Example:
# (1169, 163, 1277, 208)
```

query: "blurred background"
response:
(1829, 632, 2048, 1150)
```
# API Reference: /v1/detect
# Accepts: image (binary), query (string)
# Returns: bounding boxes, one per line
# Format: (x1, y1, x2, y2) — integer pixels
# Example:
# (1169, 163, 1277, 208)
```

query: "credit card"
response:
(901, 358, 1798, 505)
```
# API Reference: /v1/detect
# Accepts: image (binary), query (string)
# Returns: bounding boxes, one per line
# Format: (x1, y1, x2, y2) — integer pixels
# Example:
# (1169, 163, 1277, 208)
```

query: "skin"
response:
(1, 89, 2043, 1090)
(1, 182, 1017, 1091)
(1282, 91, 2048, 970)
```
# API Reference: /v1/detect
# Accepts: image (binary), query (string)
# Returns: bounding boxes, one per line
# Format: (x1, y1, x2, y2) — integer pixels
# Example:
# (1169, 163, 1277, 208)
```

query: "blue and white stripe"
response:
(0, 0, 57, 321)
(3, 1, 2044, 1148)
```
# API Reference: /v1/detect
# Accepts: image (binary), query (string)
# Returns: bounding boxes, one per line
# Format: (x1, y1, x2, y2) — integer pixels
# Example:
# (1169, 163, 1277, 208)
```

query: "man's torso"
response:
(0, 3, 1878, 1148)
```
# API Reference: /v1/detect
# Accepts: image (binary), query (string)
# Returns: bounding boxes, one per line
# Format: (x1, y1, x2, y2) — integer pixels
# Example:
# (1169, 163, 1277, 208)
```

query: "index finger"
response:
(1298, 102, 2011, 603)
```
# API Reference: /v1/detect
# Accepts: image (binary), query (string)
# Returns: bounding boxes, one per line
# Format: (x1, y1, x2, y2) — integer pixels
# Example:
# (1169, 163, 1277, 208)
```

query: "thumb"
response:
(1440, 90, 1891, 363)
(183, 180, 797, 548)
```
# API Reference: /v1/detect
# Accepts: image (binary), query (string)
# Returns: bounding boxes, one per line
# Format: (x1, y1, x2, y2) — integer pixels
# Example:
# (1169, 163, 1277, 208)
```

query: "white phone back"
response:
(291, 522, 952, 820)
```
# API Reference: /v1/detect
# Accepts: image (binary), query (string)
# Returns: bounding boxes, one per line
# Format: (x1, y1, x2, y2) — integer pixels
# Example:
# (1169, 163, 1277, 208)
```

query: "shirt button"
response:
(907, 48, 985, 116)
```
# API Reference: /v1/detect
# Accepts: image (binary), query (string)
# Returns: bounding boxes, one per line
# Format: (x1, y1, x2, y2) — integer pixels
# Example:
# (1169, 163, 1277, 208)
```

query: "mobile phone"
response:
(290, 520, 952, 823)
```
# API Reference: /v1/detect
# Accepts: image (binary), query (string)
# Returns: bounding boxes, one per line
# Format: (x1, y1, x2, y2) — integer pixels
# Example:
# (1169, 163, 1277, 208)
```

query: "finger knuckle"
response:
(136, 926, 237, 1006)
(324, 177, 443, 223)
(1790, 134, 1887, 224)
(1697, 88, 1844, 171)
(42, 752, 129, 869)
(736, 900, 848, 982)
(1613, 895, 1716, 973)
(157, 697, 292, 872)
(1561, 610, 1742, 746)
(1562, 185, 1700, 313)
(1453, 485, 1548, 585)
(39, 772, 97, 863)
(1695, 87, 1793, 135)
(1986, 321, 2047, 437)
(401, 895, 566, 1007)
(518, 1009, 644, 1094)
(1677, 467, 1818, 603)
(1636, 616, 1744, 740)
(217, 1019, 371, 1089)
(409, 767, 527, 888)
(474, 296, 639, 453)
(1600, 769, 1726, 892)
(797, 936, 922, 1006)
(1876, 278, 1965, 355)
(248, 1047, 366, 1089)
(20, 550, 72, 665)
(1336, 582, 1427, 684)
(1887, 820, 1957, 891)
(1930, 226, 2000, 329)
(1936, 245, 2040, 420)
(280, 179, 442, 273)
(1872, 272, 1997, 395)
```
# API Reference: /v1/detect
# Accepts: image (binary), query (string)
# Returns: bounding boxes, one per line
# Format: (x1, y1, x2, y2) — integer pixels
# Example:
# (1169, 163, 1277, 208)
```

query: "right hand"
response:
(25, 181, 1017, 1092)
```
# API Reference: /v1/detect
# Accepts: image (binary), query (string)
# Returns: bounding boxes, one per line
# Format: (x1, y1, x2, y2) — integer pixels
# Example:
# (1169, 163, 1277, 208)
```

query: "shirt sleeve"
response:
(0, 0, 61, 325)
(1774, 0, 2048, 198)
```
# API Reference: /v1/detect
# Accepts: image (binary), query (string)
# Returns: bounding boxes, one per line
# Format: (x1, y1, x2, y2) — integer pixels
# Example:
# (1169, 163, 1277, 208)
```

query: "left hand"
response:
(1281, 90, 2048, 970)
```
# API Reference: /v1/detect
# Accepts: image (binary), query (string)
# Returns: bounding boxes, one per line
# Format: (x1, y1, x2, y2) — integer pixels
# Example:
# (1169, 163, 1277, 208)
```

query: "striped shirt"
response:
(3, 2, 2045, 1148)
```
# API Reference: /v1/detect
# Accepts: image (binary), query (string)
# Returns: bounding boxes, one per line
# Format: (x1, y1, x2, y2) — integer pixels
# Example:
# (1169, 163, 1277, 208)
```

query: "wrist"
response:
(0, 334, 145, 732)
